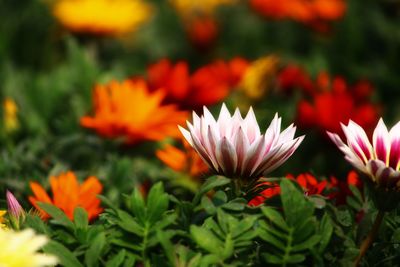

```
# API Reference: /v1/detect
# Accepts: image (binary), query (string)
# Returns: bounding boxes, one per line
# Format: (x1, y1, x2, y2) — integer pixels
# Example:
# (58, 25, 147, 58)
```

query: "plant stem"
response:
(353, 210, 385, 266)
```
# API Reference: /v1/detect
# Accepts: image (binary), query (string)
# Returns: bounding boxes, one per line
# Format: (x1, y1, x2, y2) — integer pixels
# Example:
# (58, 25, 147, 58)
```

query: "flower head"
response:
(29, 171, 103, 221)
(6, 191, 24, 219)
(0, 228, 57, 267)
(147, 59, 248, 109)
(294, 71, 380, 135)
(81, 79, 188, 144)
(53, 0, 153, 36)
(328, 119, 400, 190)
(179, 104, 304, 180)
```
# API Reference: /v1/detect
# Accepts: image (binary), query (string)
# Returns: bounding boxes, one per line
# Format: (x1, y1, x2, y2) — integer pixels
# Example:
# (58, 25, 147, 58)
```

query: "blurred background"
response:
(1, 0, 400, 204)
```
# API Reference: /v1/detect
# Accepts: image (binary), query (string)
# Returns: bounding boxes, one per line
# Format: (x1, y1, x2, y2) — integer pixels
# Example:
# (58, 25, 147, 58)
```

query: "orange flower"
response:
(147, 58, 248, 109)
(29, 171, 103, 221)
(81, 79, 188, 144)
(52, 0, 153, 36)
(156, 138, 209, 178)
(250, 0, 346, 30)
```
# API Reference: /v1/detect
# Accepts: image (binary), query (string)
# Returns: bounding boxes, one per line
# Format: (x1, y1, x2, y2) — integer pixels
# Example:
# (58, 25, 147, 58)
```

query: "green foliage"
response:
(258, 179, 323, 265)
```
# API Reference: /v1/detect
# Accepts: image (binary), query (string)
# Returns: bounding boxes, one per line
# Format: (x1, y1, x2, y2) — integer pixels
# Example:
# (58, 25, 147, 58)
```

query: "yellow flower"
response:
(0, 228, 58, 267)
(3, 98, 19, 133)
(0, 210, 7, 230)
(170, 0, 236, 18)
(240, 55, 280, 99)
(53, 0, 153, 36)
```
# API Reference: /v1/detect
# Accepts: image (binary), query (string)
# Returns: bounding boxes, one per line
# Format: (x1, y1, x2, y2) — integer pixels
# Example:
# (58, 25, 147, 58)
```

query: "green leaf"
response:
(117, 210, 144, 236)
(261, 206, 289, 231)
(37, 202, 74, 230)
(280, 179, 314, 228)
(130, 188, 146, 225)
(106, 250, 126, 267)
(146, 182, 169, 225)
(193, 176, 230, 204)
(84, 232, 106, 267)
(43, 241, 84, 267)
(190, 225, 224, 255)
(74, 207, 88, 230)
(291, 234, 321, 252)
(318, 213, 333, 253)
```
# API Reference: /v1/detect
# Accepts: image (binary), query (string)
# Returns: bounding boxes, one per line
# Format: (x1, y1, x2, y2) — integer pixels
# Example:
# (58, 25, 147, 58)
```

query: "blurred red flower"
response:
(147, 58, 249, 109)
(249, 0, 346, 31)
(186, 17, 218, 50)
(296, 72, 380, 135)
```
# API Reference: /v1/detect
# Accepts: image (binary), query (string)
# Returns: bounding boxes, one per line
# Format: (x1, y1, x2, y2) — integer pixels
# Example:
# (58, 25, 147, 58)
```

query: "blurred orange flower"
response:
(250, 0, 346, 30)
(81, 79, 188, 144)
(53, 0, 153, 36)
(147, 58, 248, 109)
(29, 171, 103, 221)
(156, 138, 209, 178)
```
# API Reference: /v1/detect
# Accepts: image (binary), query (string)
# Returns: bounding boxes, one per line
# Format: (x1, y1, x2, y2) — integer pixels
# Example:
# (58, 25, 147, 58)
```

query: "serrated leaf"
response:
(201, 195, 216, 214)
(231, 216, 257, 239)
(84, 232, 106, 267)
(222, 198, 247, 211)
(258, 228, 286, 251)
(117, 210, 144, 236)
(291, 234, 321, 252)
(280, 179, 314, 228)
(130, 188, 146, 225)
(190, 225, 224, 255)
(43, 241, 84, 267)
(318, 213, 333, 253)
(37, 202, 74, 230)
(193, 176, 230, 204)
(261, 206, 289, 231)
(106, 250, 126, 267)
(147, 182, 169, 225)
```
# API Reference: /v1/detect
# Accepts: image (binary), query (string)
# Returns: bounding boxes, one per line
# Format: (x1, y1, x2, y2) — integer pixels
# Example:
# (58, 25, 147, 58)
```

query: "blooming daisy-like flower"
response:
(328, 119, 400, 190)
(81, 79, 188, 144)
(179, 104, 304, 180)
(53, 0, 153, 36)
(29, 171, 103, 221)
(0, 228, 57, 267)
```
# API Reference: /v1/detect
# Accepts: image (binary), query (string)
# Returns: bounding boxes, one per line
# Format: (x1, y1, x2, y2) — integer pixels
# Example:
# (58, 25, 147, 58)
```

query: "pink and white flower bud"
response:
(6, 190, 24, 218)
(328, 118, 400, 189)
(179, 104, 304, 180)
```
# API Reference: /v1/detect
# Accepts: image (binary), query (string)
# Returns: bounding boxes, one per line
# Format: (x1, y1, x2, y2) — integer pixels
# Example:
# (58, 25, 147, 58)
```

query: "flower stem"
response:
(353, 210, 385, 266)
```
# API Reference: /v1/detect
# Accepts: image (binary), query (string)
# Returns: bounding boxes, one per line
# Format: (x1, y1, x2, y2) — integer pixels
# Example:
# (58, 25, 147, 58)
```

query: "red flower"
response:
(329, 170, 363, 206)
(186, 17, 218, 50)
(249, 173, 330, 206)
(294, 72, 380, 135)
(277, 65, 314, 95)
(147, 58, 249, 109)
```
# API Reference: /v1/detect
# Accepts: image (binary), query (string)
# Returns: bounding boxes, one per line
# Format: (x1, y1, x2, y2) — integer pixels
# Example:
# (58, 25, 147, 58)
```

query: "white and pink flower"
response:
(328, 119, 400, 189)
(179, 104, 304, 180)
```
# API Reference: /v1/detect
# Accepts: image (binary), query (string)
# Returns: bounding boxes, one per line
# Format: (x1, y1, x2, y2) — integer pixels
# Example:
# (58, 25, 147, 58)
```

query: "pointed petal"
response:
(244, 107, 260, 143)
(373, 118, 390, 165)
(215, 137, 238, 176)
